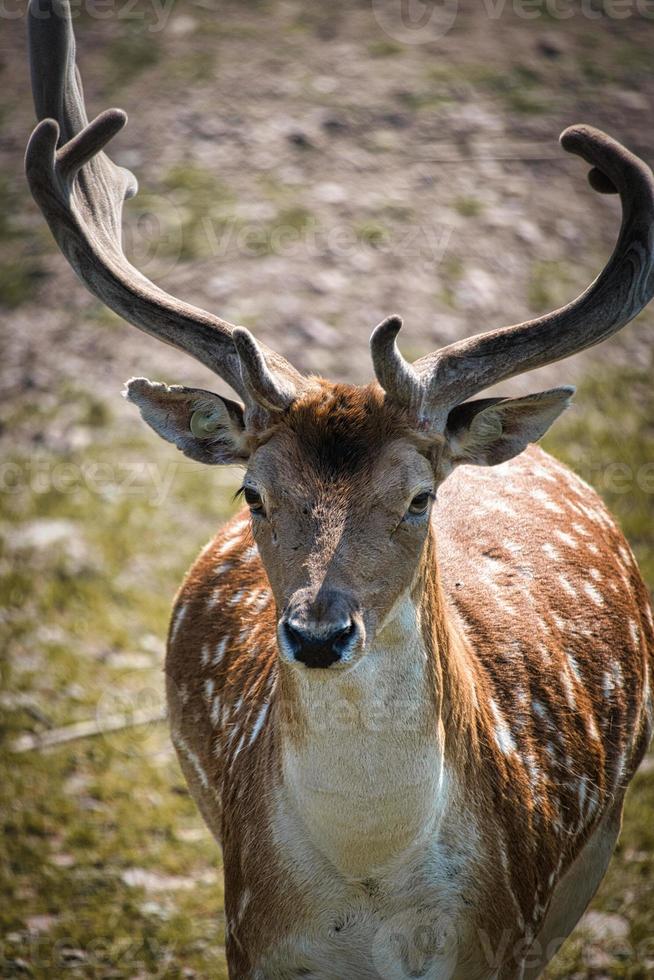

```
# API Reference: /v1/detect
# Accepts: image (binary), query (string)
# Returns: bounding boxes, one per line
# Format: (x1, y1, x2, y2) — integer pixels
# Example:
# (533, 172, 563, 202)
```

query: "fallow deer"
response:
(27, 2, 654, 976)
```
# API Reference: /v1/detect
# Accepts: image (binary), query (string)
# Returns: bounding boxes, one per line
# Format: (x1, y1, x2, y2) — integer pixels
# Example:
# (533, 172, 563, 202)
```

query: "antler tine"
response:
(370, 315, 422, 410)
(416, 126, 654, 415)
(26, 0, 303, 412)
(372, 127, 654, 427)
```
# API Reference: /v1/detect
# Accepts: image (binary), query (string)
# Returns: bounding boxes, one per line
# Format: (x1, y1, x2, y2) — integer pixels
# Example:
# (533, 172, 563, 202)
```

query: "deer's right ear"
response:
(124, 378, 250, 464)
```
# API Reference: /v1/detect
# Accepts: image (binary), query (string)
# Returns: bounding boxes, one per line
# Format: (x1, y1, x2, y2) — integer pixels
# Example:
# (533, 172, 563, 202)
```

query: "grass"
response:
(528, 259, 577, 314)
(1, 355, 652, 977)
(0, 386, 237, 978)
(453, 196, 484, 218)
(0, 177, 48, 310)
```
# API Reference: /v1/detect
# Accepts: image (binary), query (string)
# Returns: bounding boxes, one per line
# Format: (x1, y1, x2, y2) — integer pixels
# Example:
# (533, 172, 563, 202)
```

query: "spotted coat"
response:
(167, 437, 653, 979)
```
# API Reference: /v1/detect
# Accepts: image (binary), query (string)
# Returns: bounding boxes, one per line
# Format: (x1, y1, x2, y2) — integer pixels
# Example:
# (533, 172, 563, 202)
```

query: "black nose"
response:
(281, 618, 358, 669)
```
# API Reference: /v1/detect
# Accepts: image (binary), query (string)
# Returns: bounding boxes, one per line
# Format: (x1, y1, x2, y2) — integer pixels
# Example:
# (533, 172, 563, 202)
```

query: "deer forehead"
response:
(247, 384, 433, 504)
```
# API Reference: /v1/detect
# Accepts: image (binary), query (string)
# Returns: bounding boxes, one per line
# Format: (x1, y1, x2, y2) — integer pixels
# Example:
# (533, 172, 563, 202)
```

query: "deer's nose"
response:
(281, 618, 358, 668)
(278, 590, 363, 668)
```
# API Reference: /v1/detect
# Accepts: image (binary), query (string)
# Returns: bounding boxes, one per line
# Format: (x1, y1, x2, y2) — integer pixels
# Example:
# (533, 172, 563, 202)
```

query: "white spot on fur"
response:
(215, 561, 233, 576)
(566, 653, 582, 683)
(200, 644, 210, 668)
(238, 888, 251, 920)
(554, 529, 578, 549)
(228, 589, 245, 607)
(218, 526, 247, 553)
(489, 698, 517, 756)
(532, 464, 558, 484)
(232, 732, 247, 763)
(242, 545, 258, 562)
(213, 636, 229, 666)
(532, 488, 564, 514)
(560, 668, 576, 710)
(628, 620, 640, 649)
(542, 542, 561, 562)
(618, 544, 633, 567)
(172, 730, 209, 790)
(210, 695, 222, 727)
(582, 581, 604, 607)
(558, 575, 577, 598)
(251, 590, 270, 613)
(170, 603, 188, 645)
(249, 702, 269, 745)
(204, 678, 215, 702)
(603, 670, 615, 699)
(586, 711, 600, 742)
(551, 613, 566, 632)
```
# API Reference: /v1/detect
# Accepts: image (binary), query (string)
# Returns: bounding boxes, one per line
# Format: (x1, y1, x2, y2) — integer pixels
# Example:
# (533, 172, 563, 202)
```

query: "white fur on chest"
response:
(277, 598, 447, 877)
(261, 598, 485, 978)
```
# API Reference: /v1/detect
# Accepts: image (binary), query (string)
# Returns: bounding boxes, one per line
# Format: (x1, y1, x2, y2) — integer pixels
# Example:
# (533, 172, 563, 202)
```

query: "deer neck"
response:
(274, 531, 473, 878)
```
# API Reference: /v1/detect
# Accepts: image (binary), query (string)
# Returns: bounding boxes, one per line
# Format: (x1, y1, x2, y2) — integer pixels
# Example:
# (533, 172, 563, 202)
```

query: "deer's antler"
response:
(371, 126, 654, 429)
(26, 0, 303, 415)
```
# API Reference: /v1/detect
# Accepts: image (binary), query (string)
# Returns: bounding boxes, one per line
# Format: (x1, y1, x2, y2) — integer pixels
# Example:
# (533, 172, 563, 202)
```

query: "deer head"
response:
(27, 0, 654, 670)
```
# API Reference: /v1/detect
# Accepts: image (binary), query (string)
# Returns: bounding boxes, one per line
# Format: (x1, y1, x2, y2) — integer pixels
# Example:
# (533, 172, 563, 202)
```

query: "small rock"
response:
(583, 944, 618, 970)
(61, 948, 87, 963)
(121, 868, 195, 892)
(169, 14, 196, 36)
(515, 219, 543, 245)
(580, 910, 630, 942)
(287, 130, 314, 149)
(312, 75, 339, 95)
(26, 915, 56, 935)
(50, 853, 76, 868)
(175, 827, 207, 843)
(105, 651, 154, 670)
(615, 90, 649, 111)
(537, 35, 563, 59)
(322, 114, 349, 135)
(11, 519, 77, 550)
(314, 182, 347, 204)
(382, 112, 411, 129)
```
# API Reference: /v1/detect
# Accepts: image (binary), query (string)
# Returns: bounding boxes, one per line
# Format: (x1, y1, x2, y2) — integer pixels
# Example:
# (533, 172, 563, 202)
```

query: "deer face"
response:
(128, 376, 574, 672)
(242, 386, 435, 670)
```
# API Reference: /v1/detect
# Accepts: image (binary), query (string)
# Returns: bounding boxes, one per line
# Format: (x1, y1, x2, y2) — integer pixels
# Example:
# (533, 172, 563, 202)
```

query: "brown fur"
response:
(167, 384, 653, 978)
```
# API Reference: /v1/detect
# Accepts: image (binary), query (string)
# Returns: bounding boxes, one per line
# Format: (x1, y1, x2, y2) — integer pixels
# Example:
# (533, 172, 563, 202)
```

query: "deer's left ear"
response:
(124, 378, 249, 464)
(442, 387, 575, 469)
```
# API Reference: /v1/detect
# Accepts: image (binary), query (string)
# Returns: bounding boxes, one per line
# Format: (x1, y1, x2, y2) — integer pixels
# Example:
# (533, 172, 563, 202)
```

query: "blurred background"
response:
(1, 0, 653, 976)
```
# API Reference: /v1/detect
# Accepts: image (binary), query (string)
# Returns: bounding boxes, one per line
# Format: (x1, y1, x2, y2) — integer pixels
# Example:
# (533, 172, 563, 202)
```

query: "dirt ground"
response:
(1, 1, 654, 977)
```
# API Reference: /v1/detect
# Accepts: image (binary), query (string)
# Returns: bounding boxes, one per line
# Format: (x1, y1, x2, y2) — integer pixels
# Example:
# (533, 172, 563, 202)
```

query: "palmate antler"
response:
(371, 126, 654, 429)
(25, 0, 303, 416)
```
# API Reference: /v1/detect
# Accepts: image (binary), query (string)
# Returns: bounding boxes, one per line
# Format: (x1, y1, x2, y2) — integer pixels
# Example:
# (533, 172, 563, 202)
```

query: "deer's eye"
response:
(244, 486, 264, 514)
(407, 491, 433, 517)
